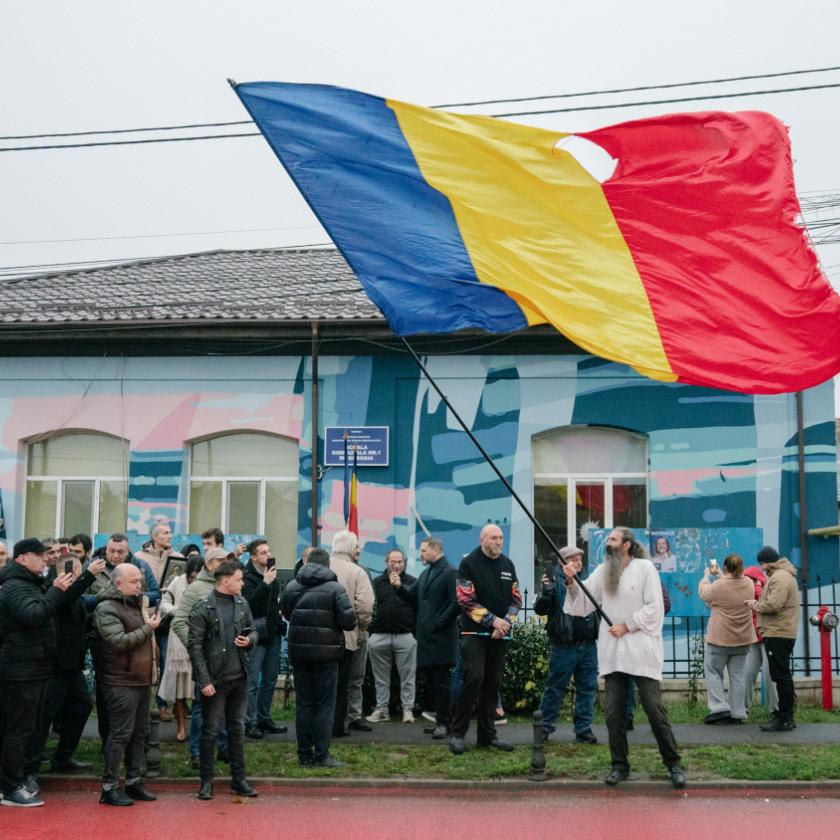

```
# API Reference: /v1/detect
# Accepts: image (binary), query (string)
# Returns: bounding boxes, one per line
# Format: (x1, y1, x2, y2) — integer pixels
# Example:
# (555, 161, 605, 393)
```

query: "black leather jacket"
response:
(187, 590, 258, 689)
(533, 571, 599, 645)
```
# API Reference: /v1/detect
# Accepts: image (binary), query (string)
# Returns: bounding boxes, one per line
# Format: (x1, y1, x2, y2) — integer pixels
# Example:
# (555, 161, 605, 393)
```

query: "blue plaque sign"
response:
(324, 426, 389, 467)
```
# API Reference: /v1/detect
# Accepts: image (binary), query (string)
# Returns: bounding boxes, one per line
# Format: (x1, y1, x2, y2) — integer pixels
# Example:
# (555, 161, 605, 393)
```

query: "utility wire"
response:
(434, 64, 840, 108)
(492, 81, 840, 117)
(0, 120, 254, 141)
(3, 80, 840, 152)
(0, 132, 260, 152)
(4, 64, 840, 141)
(0, 223, 320, 246)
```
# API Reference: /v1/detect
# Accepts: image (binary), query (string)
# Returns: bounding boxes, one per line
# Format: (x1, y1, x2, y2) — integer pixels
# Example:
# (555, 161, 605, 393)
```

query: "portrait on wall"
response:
(649, 530, 678, 573)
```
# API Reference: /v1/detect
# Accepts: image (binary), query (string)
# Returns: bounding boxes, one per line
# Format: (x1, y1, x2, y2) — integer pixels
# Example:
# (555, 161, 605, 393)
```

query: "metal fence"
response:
(516, 580, 840, 679)
(276, 579, 840, 688)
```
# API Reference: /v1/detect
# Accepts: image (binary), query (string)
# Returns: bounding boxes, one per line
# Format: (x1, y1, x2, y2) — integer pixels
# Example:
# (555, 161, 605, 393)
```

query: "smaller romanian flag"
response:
(348, 448, 359, 537)
(342, 433, 359, 536)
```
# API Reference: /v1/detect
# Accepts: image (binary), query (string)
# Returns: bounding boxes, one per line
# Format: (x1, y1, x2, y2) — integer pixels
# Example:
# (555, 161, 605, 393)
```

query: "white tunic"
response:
(564, 557, 665, 681)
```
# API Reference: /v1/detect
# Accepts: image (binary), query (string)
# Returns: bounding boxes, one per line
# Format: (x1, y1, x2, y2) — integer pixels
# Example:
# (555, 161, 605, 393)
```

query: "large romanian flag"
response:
(233, 82, 840, 394)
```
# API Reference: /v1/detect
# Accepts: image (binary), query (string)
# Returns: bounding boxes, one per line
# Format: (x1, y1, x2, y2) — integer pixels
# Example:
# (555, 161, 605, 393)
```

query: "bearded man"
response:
(564, 527, 685, 789)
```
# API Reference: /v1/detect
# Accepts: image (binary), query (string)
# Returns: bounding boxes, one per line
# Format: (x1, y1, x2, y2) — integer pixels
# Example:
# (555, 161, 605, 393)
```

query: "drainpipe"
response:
(311, 321, 319, 546)
(796, 390, 811, 675)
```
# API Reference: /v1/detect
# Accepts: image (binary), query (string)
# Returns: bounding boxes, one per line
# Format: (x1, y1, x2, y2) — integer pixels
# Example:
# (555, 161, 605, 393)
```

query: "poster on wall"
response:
(588, 527, 765, 616)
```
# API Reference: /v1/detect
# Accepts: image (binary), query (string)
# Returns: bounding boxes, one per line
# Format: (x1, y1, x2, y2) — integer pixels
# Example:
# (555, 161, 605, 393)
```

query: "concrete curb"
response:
(41, 774, 840, 796)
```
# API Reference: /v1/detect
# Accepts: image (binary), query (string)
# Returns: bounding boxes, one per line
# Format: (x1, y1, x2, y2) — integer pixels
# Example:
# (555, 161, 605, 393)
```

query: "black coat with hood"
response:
(0, 561, 64, 682)
(281, 563, 357, 668)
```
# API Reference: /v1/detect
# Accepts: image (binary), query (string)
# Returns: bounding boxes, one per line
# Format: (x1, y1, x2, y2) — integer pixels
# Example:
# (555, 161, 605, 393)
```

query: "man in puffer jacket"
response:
(0, 538, 73, 807)
(747, 546, 800, 732)
(281, 548, 357, 768)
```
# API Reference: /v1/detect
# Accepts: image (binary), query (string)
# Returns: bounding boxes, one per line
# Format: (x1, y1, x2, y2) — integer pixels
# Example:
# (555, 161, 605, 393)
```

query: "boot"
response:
(760, 712, 795, 732)
(174, 699, 187, 742)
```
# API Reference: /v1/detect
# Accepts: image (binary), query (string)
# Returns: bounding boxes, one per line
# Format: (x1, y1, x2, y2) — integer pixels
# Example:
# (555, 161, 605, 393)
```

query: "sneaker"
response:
(402, 710, 415, 724)
(23, 774, 39, 795)
(421, 710, 437, 724)
(99, 788, 134, 807)
(347, 720, 372, 732)
(365, 709, 390, 723)
(1, 785, 44, 807)
(494, 711, 508, 726)
(575, 729, 598, 744)
(313, 755, 346, 768)
(431, 725, 448, 739)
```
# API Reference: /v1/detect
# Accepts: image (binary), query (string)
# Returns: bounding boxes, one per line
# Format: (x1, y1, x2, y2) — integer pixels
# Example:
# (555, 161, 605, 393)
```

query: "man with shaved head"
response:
(93, 560, 161, 806)
(448, 524, 521, 756)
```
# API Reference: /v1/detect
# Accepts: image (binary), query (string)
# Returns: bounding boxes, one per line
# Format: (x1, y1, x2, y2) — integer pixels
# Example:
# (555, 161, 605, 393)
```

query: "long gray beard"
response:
(604, 548, 623, 596)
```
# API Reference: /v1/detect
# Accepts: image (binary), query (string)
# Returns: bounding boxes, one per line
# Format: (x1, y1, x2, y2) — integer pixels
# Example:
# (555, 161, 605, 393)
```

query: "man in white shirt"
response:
(565, 527, 685, 789)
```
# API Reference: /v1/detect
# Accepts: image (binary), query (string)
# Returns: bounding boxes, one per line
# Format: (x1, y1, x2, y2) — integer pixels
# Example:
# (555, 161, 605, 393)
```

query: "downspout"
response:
(311, 321, 319, 546)
(796, 390, 811, 675)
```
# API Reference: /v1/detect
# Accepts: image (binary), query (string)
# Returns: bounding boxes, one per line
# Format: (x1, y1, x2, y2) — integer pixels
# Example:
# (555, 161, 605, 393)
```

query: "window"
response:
(25, 432, 129, 538)
(188, 432, 299, 567)
(533, 426, 648, 574)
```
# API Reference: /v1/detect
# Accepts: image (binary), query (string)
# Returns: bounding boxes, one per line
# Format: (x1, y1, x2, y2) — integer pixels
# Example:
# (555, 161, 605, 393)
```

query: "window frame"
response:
(186, 431, 299, 546)
(23, 431, 129, 537)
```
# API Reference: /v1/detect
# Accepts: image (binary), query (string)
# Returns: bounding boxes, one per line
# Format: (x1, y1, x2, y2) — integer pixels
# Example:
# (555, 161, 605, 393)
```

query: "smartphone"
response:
(239, 625, 254, 638)
(542, 562, 556, 584)
(709, 558, 719, 572)
(64, 559, 74, 574)
(266, 556, 276, 570)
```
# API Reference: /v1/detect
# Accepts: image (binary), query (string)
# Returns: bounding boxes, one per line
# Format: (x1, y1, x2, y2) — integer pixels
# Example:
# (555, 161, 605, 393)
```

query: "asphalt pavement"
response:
(82, 716, 840, 746)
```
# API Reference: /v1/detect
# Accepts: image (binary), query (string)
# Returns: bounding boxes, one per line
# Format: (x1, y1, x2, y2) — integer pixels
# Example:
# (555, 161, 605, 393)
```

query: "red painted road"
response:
(2, 783, 839, 840)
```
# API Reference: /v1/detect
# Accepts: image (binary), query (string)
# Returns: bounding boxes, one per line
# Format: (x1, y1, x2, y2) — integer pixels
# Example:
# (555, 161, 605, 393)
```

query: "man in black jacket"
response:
(535, 545, 599, 744)
(25, 551, 107, 776)
(281, 547, 357, 768)
(449, 524, 521, 755)
(401, 537, 458, 739)
(188, 560, 259, 801)
(366, 549, 418, 724)
(241, 538, 287, 739)
(0, 538, 73, 807)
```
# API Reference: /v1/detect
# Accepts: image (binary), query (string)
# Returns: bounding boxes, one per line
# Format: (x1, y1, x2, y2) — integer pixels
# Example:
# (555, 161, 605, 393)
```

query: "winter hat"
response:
(756, 546, 780, 565)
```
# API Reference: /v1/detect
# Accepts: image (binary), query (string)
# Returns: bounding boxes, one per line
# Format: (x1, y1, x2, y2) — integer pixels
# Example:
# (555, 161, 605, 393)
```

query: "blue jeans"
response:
(189, 684, 228, 758)
(539, 642, 598, 735)
(246, 636, 282, 726)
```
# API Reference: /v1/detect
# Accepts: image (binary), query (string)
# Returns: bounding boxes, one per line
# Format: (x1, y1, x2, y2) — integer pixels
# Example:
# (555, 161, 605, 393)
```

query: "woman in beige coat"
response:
(698, 553, 757, 724)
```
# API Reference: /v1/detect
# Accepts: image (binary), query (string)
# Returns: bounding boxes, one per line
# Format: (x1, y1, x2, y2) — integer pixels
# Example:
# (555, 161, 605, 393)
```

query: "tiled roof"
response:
(0, 248, 383, 324)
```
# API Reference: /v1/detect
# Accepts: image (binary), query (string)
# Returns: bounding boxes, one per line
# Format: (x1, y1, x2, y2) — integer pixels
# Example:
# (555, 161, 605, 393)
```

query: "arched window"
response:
(532, 426, 648, 572)
(25, 431, 129, 538)
(188, 432, 299, 567)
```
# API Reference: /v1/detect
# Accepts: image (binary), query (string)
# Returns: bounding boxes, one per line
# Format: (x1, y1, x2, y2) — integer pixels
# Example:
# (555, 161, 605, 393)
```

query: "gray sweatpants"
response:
(367, 632, 417, 714)
(744, 640, 779, 711)
(704, 643, 749, 720)
(346, 634, 368, 724)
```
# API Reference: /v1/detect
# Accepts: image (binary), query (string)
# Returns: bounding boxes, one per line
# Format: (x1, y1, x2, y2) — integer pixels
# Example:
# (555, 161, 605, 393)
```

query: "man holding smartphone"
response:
(187, 560, 259, 800)
(242, 539, 288, 739)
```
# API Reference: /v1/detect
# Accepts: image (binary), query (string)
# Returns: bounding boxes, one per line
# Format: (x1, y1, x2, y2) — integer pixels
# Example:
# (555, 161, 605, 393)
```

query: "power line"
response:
(0, 132, 260, 152)
(492, 81, 840, 117)
(3, 80, 840, 153)
(4, 64, 839, 141)
(0, 120, 254, 141)
(0, 223, 320, 246)
(435, 64, 840, 108)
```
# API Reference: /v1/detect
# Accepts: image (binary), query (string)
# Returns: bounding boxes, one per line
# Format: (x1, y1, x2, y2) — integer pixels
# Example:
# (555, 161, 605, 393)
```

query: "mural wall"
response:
(0, 353, 835, 600)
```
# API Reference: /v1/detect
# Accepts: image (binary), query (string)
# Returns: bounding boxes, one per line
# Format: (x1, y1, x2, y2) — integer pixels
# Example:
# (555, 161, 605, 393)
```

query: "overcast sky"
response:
(2, 0, 839, 406)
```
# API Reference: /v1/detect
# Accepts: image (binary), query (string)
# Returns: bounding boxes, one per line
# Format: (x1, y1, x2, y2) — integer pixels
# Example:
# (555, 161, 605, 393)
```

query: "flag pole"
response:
(400, 337, 611, 625)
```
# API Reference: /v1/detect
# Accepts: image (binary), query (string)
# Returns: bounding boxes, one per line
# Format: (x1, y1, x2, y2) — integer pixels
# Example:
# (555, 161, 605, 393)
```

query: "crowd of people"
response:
(0, 522, 801, 807)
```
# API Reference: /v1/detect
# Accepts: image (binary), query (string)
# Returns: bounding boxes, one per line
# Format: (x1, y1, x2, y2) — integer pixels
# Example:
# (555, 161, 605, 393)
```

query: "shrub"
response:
(500, 620, 551, 713)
